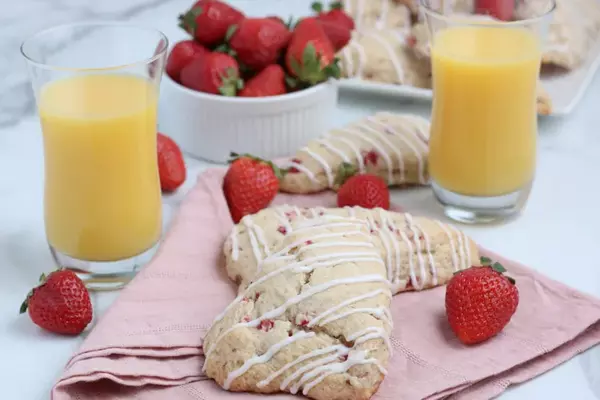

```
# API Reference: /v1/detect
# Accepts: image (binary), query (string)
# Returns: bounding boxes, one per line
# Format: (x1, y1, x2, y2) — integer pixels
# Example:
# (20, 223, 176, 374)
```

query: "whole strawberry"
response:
(180, 52, 243, 95)
(228, 18, 292, 70)
(224, 153, 283, 223)
(445, 257, 519, 345)
(20, 270, 92, 335)
(312, 1, 355, 30)
(166, 40, 209, 83)
(336, 162, 390, 209)
(157, 133, 186, 192)
(285, 17, 341, 85)
(178, 0, 245, 46)
(239, 65, 286, 97)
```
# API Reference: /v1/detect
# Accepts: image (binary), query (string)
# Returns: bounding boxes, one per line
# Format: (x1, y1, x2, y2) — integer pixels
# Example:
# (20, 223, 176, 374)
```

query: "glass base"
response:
(49, 244, 158, 291)
(432, 180, 532, 224)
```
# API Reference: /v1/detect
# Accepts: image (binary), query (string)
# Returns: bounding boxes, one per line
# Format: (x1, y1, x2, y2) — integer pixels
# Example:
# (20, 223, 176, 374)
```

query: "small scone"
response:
(340, 30, 432, 87)
(205, 207, 479, 400)
(340, 0, 414, 31)
(279, 112, 430, 194)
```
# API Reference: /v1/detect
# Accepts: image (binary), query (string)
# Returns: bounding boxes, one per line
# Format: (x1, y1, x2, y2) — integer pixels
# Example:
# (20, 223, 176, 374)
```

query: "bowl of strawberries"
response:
(159, 0, 354, 164)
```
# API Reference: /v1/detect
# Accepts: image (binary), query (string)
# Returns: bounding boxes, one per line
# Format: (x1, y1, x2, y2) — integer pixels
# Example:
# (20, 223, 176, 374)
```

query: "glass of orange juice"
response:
(421, 0, 555, 223)
(21, 23, 168, 289)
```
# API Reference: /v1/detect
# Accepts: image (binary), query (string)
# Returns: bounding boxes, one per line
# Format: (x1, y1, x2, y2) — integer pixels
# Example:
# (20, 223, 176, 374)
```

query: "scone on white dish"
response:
(340, 30, 432, 87)
(205, 207, 479, 400)
(279, 112, 430, 194)
(340, 0, 414, 31)
(516, 0, 600, 70)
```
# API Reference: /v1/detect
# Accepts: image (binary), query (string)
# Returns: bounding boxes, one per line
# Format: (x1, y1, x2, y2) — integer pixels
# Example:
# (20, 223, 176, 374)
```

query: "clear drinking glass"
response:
(21, 23, 168, 290)
(421, 0, 555, 224)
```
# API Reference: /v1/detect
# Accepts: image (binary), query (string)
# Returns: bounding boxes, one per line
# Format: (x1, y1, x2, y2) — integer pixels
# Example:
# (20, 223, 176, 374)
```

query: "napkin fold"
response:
(52, 168, 600, 400)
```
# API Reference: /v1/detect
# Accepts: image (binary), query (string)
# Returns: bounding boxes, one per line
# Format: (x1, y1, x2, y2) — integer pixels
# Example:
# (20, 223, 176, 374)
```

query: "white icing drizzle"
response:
(345, 206, 357, 218)
(368, 216, 392, 282)
(462, 231, 472, 269)
(349, 326, 392, 355)
(205, 274, 389, 361)
(300, 350, 387, 396)
(274, 208, 293, 234)
(223, 331, 316, 389)
(359, 120, 407, 182)
(229, 229, 239, 261)
(355, 0, 365, 31)
(308, 288, 391, 327)
(401, 114, 431, 144)
(367, 116, 426, 184)
(259, 345, 346, 389)
(434, 220, 459, 272)
(405, 214, 438, 286)
(404, 213, 428, 287)
(325, 133, 366, 174)
(301, 147, 334, 188)
(316, 139, 351, 164)
(398, 229, 421, 290)
(377, 210, 402, 286)
(339, 127, 394, 183)
(377, 0, 390, 30)
(364, 32, 405, 83)
(272, 230, 369, 258)
(285, 349, 347, 392)
(350, 40, 367, 77)
(284, 160, 320, 185)
(242, 217, 263, 264)
(293, 221, 366, 235)
(449, 224, 467, 271)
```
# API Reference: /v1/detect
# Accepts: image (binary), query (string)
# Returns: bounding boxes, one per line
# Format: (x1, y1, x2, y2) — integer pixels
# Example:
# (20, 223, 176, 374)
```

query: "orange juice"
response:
(428, 26, 541, 197)
(39, 74, 162, 261)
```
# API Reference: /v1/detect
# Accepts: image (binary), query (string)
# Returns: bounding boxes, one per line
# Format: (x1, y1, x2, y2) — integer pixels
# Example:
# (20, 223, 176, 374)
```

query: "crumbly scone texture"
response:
(205, 206, 479, 400)
(340, 30, 432, 87)
(341, 0, 414, 31)
(516, 0, 600, 70)
(224, 206, 479, 295)
(279, 112, 430, 194)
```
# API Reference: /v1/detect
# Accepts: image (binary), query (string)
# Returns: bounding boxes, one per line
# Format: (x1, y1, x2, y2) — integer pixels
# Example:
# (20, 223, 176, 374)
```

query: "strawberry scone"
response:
(204, 207, 478, 400)
(280, 112, 430, 194)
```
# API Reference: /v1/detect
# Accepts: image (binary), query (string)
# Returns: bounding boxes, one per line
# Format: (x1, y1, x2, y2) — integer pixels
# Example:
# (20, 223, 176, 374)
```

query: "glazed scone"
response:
(224, 205, 478, 294)
(516, 0, 600, 70)
(340, 30, 432, 87)
(206, 208, 479, 399)
(536, 84, 553, 116)
(279, 112, 430, 194)
(204, 216, 391, 400)
(340, 0, 413, 31)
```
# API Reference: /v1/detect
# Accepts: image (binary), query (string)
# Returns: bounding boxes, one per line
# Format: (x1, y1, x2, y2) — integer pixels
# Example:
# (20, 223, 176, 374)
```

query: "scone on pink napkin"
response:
(52, 168, 600, 400)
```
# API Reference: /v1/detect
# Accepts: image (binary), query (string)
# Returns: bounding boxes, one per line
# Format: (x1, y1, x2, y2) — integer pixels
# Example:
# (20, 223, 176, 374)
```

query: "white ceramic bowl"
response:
(158, 74, 339, 164)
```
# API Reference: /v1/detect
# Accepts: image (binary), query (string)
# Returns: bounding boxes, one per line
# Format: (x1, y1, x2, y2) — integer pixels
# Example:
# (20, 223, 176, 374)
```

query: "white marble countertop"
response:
(1, 0, 600, 399)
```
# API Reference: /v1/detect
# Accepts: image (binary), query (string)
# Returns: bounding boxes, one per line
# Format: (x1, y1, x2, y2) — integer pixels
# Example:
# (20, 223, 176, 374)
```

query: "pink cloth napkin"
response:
(52, 168, 600, 400)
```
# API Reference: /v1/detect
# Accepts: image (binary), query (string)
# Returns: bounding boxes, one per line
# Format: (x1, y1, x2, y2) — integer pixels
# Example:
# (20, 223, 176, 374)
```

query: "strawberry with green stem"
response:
(285, 18, 341, 85)
(445, 256, 519, 345)
(311, 1, 354, 50)
(178, 0, 245, 46)
(336, 162, 390, 210)
(20, 269, 93, 335)
(180, 52, 243, 96)
(224, 153, 285, 223)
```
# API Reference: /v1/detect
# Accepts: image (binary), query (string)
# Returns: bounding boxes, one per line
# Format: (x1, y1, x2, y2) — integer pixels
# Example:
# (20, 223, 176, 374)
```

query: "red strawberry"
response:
(166, 40, 209, 83)
(180, 52, 243, 96)
(285, 17, 341, 85)
(239, 65, 286, 97)
(228, 18, 292, 70)
(312, 1, 355, 30)
(445, 258, 519, 345)
(336, 163, 390, 209)
(223, 153, 283, 223)
(318, 19, 351, 51)
(20, 270, 92, 335)
(178, 0, 245, 46)
(157, 133, 186, 192)
(475, 0, 514, 21)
